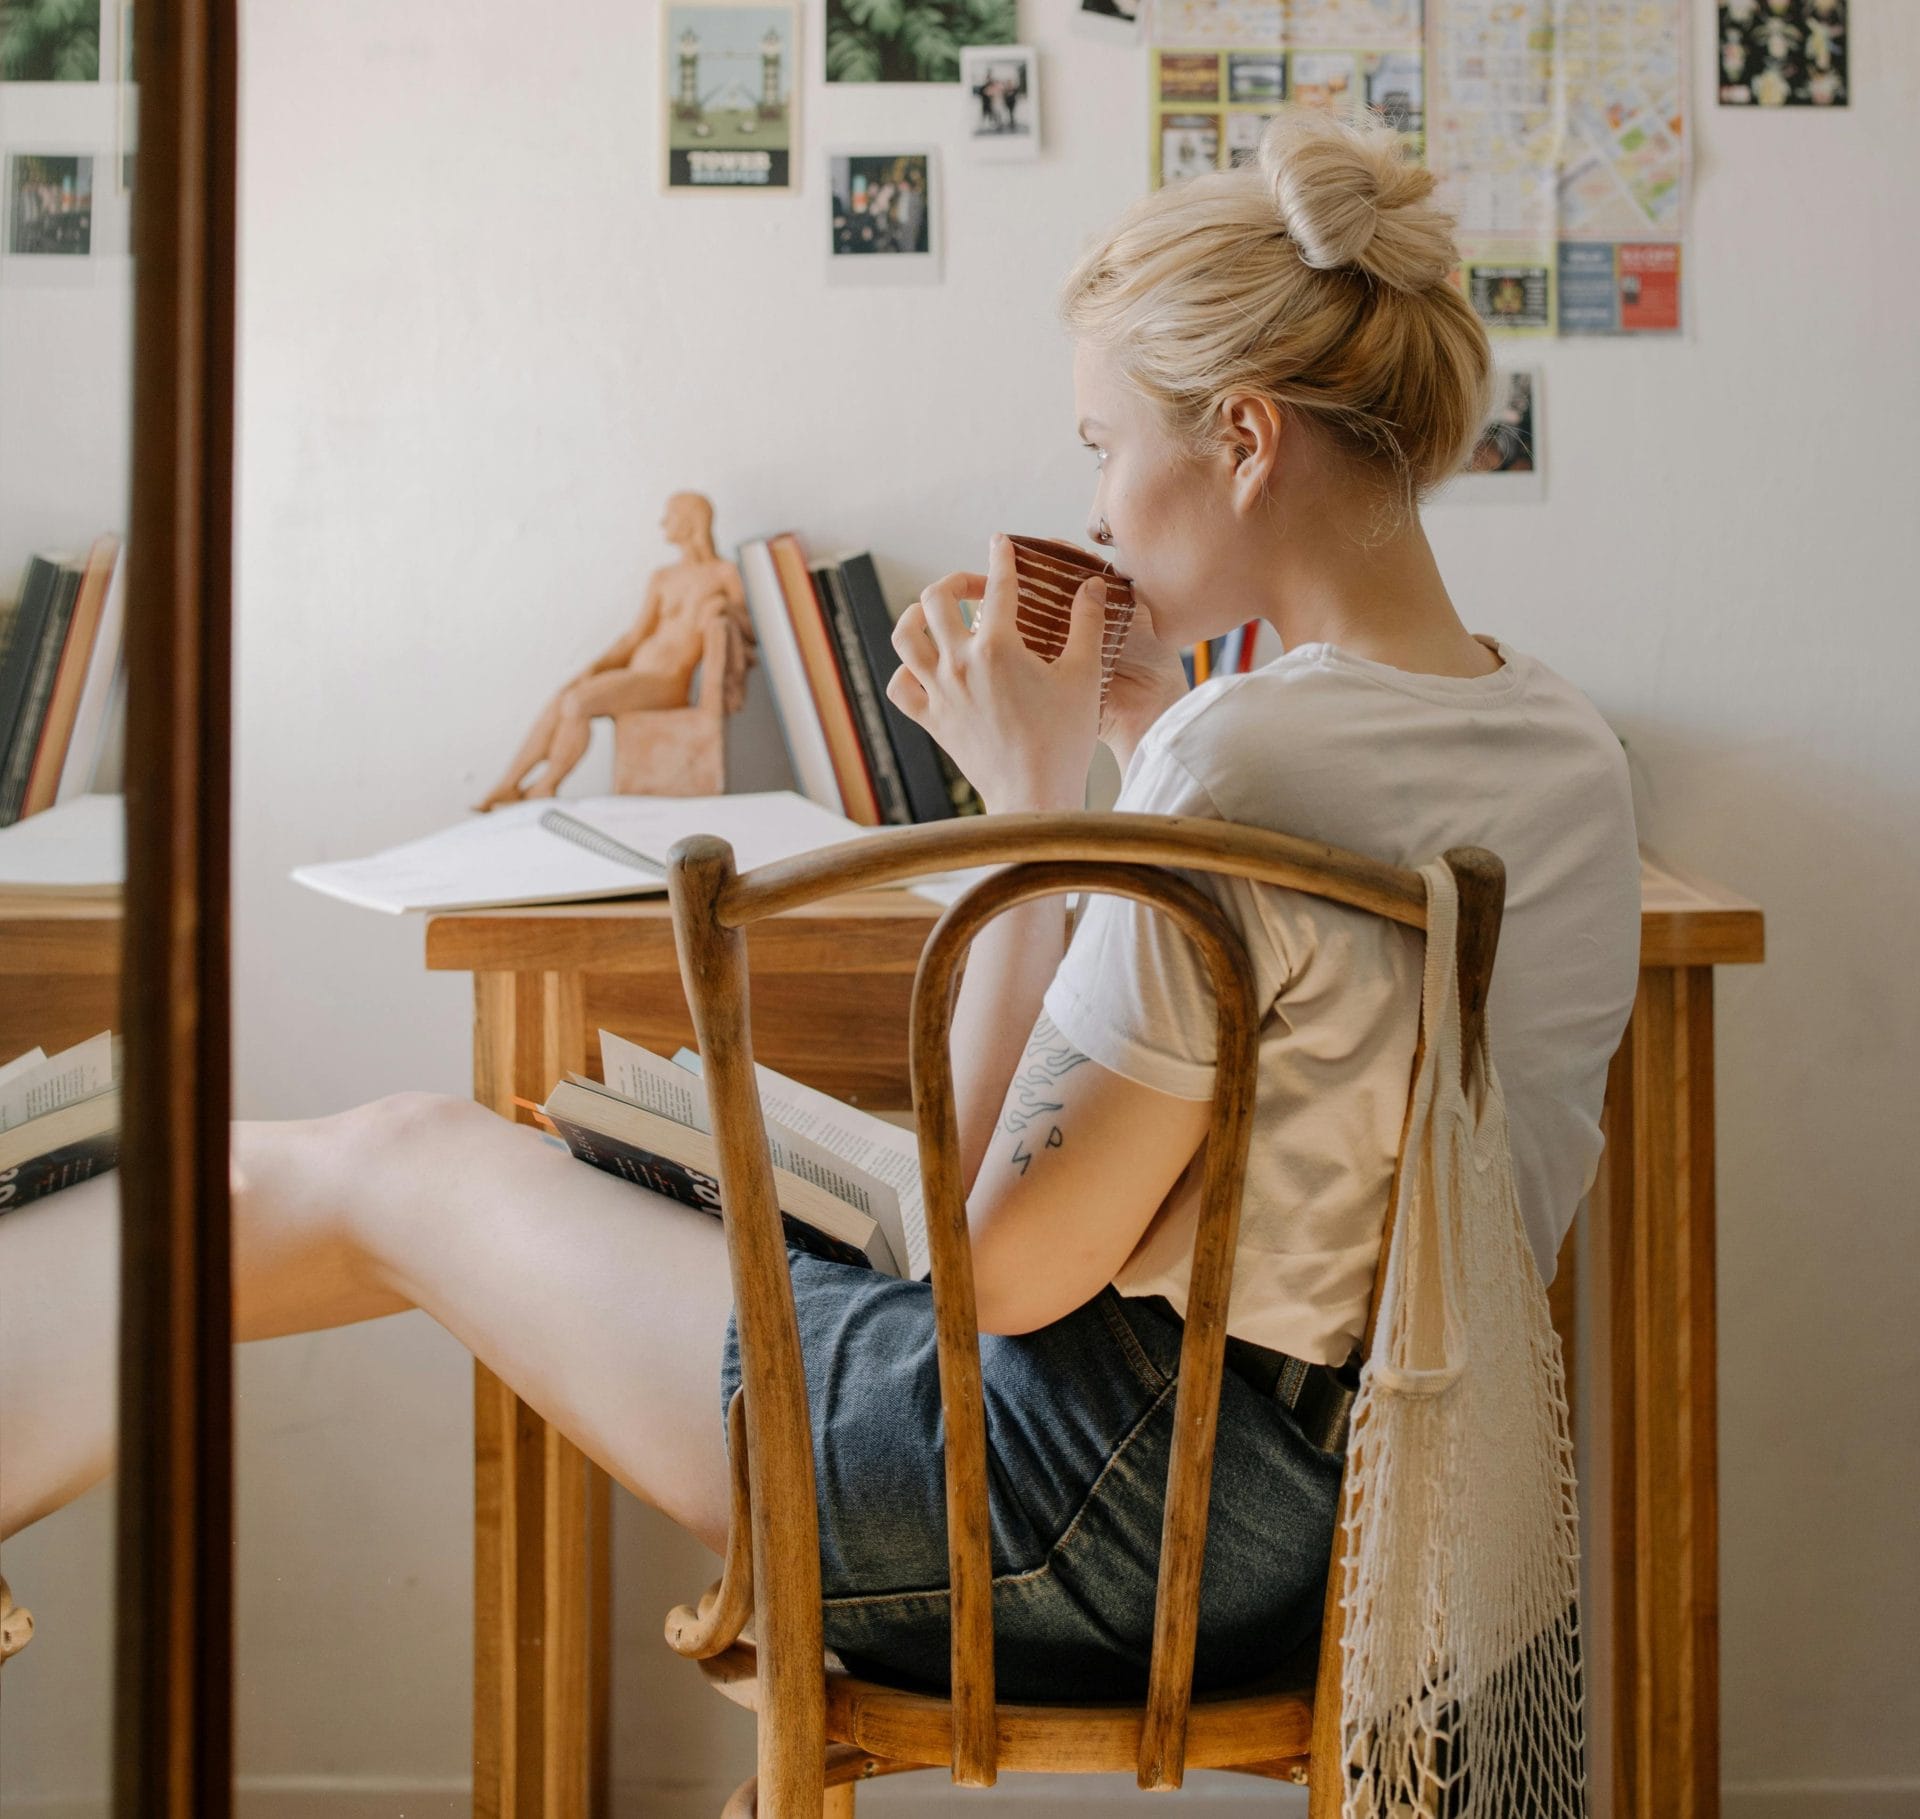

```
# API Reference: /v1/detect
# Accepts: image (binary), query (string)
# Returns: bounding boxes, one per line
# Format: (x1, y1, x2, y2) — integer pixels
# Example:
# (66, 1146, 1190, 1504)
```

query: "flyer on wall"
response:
(661, 2, 800, 194)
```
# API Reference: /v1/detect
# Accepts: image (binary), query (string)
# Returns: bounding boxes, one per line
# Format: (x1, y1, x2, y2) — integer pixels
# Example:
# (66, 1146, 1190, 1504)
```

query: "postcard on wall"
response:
(1, 0, 101, 78)
(1148, 28, 1422, 188)
(661, 2, 799, 194)
(5, 154, 94, 258)
(826, 149, 941, 285)
(1717, 0, 1845, 106)
(1443, 368, 1544, 504)
(960, 44, 1041, 160)
(825, 0, 1015, 82)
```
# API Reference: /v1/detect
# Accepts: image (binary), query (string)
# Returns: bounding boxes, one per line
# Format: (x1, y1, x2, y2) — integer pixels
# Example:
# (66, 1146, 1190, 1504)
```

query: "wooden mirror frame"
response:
(112, 0, 239, 1812)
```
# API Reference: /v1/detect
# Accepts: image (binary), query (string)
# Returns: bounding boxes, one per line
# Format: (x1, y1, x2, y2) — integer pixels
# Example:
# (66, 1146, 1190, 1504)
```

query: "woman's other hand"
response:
(1098, 585, 1189, 775)
(886, 534, 1104, 814)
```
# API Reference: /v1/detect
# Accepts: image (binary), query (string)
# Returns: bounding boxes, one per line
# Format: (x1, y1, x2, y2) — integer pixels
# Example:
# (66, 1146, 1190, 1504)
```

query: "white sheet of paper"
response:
(290, 791, 884, 915)
(0, 794, 124, 893)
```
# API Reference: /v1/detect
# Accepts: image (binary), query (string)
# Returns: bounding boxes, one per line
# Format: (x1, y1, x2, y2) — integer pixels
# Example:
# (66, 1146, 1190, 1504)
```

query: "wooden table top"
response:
(416, 847, 1763, 975)
(0, 850, 1762, 976)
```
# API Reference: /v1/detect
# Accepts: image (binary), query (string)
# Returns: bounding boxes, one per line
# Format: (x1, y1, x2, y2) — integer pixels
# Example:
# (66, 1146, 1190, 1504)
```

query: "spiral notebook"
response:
(290, 790, 970, 915)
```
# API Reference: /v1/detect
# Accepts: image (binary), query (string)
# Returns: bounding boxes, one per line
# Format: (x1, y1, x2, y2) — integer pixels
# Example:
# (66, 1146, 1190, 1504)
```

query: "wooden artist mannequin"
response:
(473, 491, 754, 811)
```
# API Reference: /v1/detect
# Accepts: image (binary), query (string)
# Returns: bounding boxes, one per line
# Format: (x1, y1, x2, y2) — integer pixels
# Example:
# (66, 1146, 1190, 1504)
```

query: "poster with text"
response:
(662, 2, 798, 193)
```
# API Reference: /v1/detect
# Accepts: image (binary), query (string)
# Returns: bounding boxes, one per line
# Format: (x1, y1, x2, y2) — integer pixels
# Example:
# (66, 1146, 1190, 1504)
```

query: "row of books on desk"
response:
(748, 533, 1268, 828)
(745, 536, 971, 825)
(0, 1031, 120, 1212)
(0, 538, 129, 830)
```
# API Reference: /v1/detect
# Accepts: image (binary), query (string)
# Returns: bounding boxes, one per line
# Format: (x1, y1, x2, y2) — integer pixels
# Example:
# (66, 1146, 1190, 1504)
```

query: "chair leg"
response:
(719, 1746, 927, 1817)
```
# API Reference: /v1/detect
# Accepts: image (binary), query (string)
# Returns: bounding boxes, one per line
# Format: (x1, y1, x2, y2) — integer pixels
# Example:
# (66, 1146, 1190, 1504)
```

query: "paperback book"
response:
(541, 1028, 930, 1280)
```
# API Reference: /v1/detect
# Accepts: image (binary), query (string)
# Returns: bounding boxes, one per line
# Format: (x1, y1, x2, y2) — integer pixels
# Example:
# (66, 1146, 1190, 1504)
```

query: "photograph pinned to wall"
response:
(825, 0, 1015, 82)
(6, 153, 93, 256)
(1718, 0, 1844, 106)
(827, 149, 940, 284)
(1446, 368, 1544, 503)
(960, 44, 1040, 159)
(1150, 47, 1286, 187)
(1073, 0, 1143, 44)
(661, 1, 799, 193)
(1, 0, 100, 79)
(115, 0, 137, 193)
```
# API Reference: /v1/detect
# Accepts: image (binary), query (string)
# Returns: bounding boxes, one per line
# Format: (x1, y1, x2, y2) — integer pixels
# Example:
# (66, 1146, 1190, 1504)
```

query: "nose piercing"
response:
(1093, 518, 1113, 544)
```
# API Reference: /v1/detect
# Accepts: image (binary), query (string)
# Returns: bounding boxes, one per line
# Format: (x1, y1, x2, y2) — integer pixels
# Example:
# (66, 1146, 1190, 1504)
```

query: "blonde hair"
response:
(1058, 108, 1495, 529)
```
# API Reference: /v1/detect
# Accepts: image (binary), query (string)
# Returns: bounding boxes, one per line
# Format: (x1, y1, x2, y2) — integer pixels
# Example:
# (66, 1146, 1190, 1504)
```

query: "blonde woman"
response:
(0, 110, 1639, 1699)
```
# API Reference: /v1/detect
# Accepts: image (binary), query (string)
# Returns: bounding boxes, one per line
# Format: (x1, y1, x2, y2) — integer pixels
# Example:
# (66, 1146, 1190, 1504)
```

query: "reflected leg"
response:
(0, 1093, 735, 1554)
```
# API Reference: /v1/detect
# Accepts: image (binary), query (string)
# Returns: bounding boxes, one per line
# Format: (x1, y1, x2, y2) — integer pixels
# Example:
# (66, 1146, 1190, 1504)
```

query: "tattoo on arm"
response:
(1009, 1125, 1064, 1176)
(1001, 1014, 1089, 1173)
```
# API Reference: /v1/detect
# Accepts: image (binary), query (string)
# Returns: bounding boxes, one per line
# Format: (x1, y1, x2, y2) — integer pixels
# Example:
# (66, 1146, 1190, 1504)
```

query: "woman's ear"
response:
(1218, 391, 1283, 506)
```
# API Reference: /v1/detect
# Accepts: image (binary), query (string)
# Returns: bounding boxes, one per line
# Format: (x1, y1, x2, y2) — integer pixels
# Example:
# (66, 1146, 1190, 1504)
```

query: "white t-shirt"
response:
(1041, 636, 1641, 1364)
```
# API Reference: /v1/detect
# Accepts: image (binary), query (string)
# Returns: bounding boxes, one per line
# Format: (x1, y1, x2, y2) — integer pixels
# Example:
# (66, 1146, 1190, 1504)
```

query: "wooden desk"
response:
(0, 890, 122, 1066)
(425, 850, 1762, 1819)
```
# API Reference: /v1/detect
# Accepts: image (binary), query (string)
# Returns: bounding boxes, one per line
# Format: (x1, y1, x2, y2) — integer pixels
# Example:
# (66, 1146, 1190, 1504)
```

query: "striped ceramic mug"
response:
(1004, 536, 1137, 708)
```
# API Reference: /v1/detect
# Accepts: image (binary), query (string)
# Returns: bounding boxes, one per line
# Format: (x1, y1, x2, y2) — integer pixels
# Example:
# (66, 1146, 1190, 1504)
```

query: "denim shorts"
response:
(719, 1243, 1344, 1703)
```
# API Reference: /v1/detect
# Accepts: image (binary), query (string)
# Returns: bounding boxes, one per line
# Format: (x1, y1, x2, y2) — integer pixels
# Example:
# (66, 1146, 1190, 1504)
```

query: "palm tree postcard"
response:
(662, 2, 800, 192)
(1, 0, 101, 81)
(826, 0, 1017, 83)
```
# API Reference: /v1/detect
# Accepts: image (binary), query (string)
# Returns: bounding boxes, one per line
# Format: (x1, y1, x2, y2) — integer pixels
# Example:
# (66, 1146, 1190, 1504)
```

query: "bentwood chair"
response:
(659, 812, 1504, 1819)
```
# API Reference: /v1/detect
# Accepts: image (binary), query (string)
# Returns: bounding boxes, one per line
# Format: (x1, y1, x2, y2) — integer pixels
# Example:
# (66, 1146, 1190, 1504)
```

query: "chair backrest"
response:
(666, 813, 1504, 1817)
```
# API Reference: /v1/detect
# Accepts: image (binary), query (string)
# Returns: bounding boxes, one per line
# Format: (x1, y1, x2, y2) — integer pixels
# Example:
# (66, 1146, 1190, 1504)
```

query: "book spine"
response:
(739, 537, 845, 814)
(24, 535, 119, 817)
(767, 534, 881, 825)
(0, 1129, 120, 1213)
(0, 557, 59, 778)
(545, 1110, 878, 1272)
(814, 564, 912, 825)
(57, 548, 128, 805)
(836, 552, 956, 823)
(0, 564, 82, 827)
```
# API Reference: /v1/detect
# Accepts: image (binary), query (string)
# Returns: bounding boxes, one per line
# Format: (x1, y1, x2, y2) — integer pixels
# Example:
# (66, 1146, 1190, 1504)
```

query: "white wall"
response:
(4, 1, 1917, 1814)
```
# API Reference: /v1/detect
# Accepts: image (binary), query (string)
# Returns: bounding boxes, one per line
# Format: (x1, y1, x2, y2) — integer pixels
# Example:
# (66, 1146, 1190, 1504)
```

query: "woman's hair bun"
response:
(1256, 108, 1458, 294)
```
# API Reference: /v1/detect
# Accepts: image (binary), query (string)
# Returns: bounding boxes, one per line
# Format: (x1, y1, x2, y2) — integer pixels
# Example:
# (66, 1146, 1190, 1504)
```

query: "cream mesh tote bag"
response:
(1335, 858, 1587, 1819)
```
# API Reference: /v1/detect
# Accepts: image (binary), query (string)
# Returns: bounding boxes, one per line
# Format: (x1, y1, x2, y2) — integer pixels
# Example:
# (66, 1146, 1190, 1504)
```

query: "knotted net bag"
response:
(1335, 858, 1587, 1819)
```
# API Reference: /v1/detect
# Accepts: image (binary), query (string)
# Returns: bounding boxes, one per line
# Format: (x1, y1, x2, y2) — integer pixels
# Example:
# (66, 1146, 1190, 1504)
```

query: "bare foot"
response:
(471, 782, 524, 813)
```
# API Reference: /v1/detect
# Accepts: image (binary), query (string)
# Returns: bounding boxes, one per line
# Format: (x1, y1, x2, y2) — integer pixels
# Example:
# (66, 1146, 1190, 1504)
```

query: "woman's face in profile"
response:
(1072, 339, 1249, 649)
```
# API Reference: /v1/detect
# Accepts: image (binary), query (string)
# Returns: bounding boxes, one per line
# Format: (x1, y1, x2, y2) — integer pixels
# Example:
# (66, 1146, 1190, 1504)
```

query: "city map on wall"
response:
(1147, 0, 1691, 338)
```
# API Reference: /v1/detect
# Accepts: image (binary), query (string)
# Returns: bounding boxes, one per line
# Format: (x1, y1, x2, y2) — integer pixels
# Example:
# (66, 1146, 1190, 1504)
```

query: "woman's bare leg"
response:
(0, 1093, 737, 1554)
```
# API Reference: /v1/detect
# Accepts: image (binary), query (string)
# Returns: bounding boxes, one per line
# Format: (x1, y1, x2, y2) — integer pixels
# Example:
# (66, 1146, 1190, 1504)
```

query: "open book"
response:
(540, 1029, 930, 1280)
(0, 1030, 121, 1211)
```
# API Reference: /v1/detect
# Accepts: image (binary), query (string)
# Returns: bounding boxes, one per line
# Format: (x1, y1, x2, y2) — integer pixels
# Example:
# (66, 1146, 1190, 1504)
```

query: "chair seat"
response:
(693, 1636, 1317, 1776)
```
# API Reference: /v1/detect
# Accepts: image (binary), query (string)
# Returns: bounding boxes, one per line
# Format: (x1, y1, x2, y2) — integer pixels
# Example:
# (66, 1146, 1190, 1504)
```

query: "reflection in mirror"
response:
(0, 0, 135, 1804)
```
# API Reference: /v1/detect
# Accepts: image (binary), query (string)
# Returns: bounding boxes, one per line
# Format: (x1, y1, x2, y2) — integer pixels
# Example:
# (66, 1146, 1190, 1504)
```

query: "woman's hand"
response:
(886, 533, 1106, 814)
(1097, 585, 1189, 773)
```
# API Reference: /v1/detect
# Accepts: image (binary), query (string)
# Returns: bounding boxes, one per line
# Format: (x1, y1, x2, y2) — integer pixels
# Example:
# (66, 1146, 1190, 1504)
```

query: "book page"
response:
(674, 1046, 929, 1282)
(598, 1029, 709, 1128)
(0, 1030, 114, 1134)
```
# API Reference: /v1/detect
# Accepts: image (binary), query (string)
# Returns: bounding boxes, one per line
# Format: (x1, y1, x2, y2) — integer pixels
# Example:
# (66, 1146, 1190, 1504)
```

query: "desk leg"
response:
(1593, 967, 1721, 1819)
(471, 970, 613, 1819)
